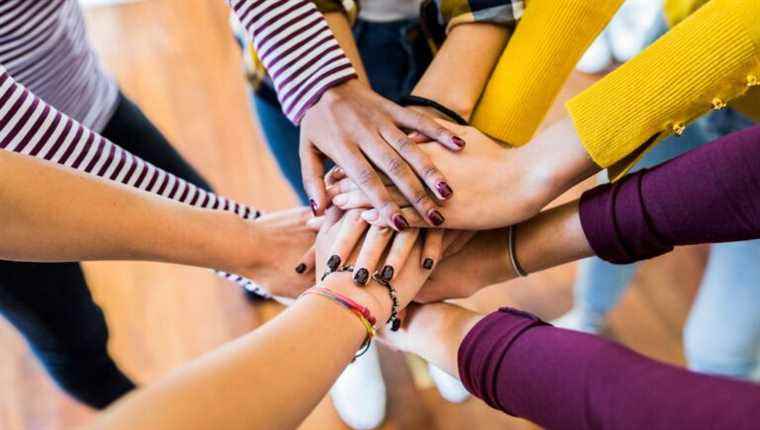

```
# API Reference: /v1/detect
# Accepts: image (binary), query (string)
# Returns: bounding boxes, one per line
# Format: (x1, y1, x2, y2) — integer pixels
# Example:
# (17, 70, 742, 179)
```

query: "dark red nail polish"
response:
(354, 268, 369, 286)
(295, 263, 307, 274)
(436, 181, 453, 199)
(309, 199, 318, 216)
(327, 255, 341, 272)
(392, 214, 409, 230)
(452, 136, 466, 148)
(380, 265, 394, 282)
(428, 209, 445, 226)
(423, 258, 434, 270)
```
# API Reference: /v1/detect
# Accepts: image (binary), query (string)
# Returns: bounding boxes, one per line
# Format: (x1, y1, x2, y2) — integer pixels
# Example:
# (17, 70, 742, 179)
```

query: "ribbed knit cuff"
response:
(471, 0, 623, 146)
(579, 171, 672, 264)
(458, 308, 546, 414)
(568, 0, 760, 168)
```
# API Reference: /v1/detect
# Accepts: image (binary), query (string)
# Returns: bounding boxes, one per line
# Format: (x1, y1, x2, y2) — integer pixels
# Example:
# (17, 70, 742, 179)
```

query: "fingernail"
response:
(354, 268, 369, 286)
(380, 265, 394, 281)
(452, 136, 466, 148)
(333, 194, 348, 206)
(391, 318, 402, 331)
(327, 255, 341, 272)
(294, 263, 307, 274)
(436, 181, 453, 199)
(362, 210, 379, 223)
(428, 209, 445, 226)
(392, 214, 409, 230)
(309, 199, 318, 216)
(423, 258, 434, 270)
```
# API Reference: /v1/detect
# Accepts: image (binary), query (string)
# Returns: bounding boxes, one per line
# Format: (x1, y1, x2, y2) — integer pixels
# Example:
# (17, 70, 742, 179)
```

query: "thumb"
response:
(300, 138, 327, 216)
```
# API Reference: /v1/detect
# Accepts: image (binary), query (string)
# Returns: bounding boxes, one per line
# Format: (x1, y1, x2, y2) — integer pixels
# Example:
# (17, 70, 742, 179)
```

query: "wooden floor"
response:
(0, 1, 707, 429)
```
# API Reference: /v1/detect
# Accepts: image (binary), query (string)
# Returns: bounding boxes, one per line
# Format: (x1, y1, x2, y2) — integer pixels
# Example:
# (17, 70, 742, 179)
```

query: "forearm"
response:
(396, 303, 484, 377)
(580, 124, 760, 263)
(412, 23, 510, 120)
(0, 151, 248, 271)
(91, 275, 371, 430)
(457, 308, 760, 429)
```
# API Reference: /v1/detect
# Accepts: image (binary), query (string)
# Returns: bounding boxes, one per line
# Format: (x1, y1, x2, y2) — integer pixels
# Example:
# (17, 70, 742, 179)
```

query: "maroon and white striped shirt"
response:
(0, 66, 269, 297)
(0, 0, 356, 294)
(228, 0, 358, 123)
(0, 0, 118, 132)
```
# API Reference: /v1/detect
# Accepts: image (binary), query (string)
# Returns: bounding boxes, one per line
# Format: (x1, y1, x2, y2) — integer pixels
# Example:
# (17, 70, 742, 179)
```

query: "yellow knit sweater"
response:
(567, 0, 760, 175)
(471, 0, 625, 146)
(472, 0, 759, 179)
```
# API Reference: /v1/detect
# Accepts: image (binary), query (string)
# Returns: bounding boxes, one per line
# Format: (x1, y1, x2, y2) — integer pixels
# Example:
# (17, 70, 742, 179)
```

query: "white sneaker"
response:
(608, 0, 664, 63)
(551, 307, 605, 334)
(330, 343, 386, 430)
(428, 364, 470, 403)
(576, 30, 614, 74)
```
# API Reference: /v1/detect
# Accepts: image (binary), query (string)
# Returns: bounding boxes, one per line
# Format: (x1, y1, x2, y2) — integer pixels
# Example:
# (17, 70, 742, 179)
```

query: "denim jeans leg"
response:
(684, 240, 760, 380)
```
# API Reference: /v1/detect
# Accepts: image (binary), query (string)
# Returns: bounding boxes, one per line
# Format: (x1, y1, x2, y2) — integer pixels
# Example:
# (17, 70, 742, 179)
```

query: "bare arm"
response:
(88, 209, 431, 430)
(0, 150, 316, 296)
(412, 23, 511, 121)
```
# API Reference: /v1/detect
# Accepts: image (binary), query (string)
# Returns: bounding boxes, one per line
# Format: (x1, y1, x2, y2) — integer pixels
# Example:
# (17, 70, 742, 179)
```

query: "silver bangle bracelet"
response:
(508, 225, 528, 277)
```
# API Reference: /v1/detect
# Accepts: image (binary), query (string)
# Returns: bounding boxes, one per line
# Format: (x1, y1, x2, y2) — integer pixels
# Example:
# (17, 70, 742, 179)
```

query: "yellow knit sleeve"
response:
(470, 0, 624, 146)
(567, 0, 760, 174)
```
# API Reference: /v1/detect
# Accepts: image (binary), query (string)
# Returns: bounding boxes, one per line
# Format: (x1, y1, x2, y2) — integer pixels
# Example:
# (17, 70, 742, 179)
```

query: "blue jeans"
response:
(573, 109, 760, 379)
(250, 18, 433, 204)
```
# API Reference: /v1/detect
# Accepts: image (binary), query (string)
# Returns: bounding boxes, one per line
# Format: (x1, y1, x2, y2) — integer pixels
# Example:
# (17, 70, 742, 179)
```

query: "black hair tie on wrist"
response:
(399, 95, 468, 126)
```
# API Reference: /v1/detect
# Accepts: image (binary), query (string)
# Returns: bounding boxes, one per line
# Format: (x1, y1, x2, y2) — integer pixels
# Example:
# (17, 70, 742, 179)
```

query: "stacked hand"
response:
(300, 80, 467, 230)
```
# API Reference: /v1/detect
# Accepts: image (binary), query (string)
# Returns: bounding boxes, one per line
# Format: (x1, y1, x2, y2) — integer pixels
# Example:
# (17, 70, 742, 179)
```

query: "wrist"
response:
(522, 118, 600, 205)
(320, 272, 392, 325)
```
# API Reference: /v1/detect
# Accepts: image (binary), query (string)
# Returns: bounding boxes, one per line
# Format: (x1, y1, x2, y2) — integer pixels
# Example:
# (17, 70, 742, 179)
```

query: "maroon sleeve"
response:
(580, 125, 760, 264)
(458, 308, 760, 430)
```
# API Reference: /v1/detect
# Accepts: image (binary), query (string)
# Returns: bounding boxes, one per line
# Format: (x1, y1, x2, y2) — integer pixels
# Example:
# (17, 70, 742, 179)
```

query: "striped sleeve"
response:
(227, 0, 358, 124)
(0, 67, 271, 298)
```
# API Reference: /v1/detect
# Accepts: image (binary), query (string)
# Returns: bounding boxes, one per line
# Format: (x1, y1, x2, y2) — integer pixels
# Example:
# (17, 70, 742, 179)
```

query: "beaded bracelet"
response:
(322, 265, 401, 331)
(371, 274, 401, 331)
(300, 286, 377, 361)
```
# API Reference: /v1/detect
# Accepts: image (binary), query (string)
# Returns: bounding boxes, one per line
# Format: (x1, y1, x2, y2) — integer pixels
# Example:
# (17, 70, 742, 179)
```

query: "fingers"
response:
(379, 127, 454, 202)
(325, 166, 346, 187)
(378, 228, 420, 282)
(294, 245, 315, 275)
(361, 207, 427, 228)
(332, 187, 407, 211)
(337, 145, 409, 232)
(443, 230, 477, 258)
(306, 216, 323, 231)
(325, 210, 368, 274)
(388, 104, 465, 151)
(352, 224, 394, 286)
(358, 133, 444, 227)
(299, 138, 327, 216)
(421, 229, 444, 270)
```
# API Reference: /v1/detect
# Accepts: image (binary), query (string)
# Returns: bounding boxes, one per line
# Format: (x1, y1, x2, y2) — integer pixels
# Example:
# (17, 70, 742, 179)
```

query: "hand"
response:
(316, 209, 445, 286)
(314, 207, 434, 322)
(330, 118, 598, 230)
(230, 208, 319, 299)
(300, 79, 466, 230)
(415, 229, 512, 303)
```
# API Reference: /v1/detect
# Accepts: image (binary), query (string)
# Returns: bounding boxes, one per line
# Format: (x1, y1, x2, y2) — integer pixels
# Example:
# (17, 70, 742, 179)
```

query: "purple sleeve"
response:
(580, 125, 760, 264)
(458, 308, 760, 430)
(227, 0, 358, 124)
